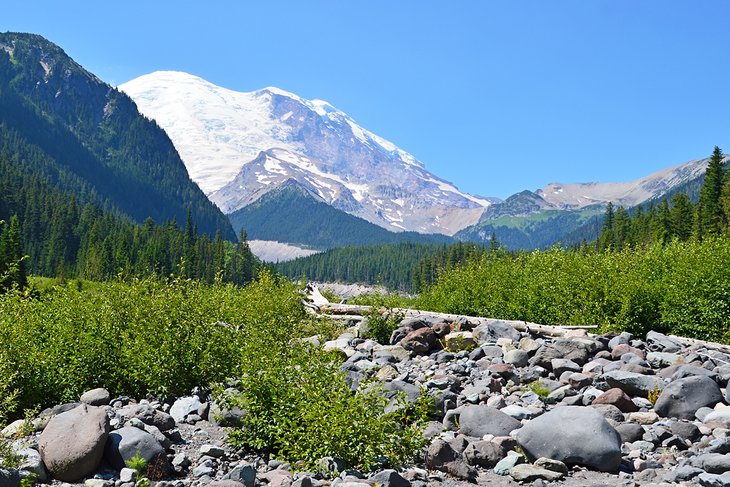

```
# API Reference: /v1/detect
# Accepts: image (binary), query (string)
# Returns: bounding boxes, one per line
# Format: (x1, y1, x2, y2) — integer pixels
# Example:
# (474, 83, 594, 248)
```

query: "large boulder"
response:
(458, 405, 522, 437)
(654, 375, 723, 419)
(104, 426, 166, 470)
(38, 404, 110, 482)
(592, 388, 638, 413)
(515, 406, 622, 472)
(426, 439, 477, 482)
(80, 388, 111, 406)
(400, 328, 438, 354)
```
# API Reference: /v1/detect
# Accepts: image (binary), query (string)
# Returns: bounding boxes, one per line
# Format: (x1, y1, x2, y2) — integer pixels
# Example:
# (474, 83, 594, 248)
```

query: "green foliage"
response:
(222, 285, 429, 471)
(125, 451, 148, 475)
(0, 272, 300, 415)
(0, 32, 234, 239)
(417, 239, 730, 342)
(363, 310, 404, 345)
(347, 291, 415, 309)
(527, 380, 550, 399)
(697, 146, 726, 238)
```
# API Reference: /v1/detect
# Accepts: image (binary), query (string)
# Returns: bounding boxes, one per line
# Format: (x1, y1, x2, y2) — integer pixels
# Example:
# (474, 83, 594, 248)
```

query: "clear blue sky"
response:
(3, 1, 729, 199)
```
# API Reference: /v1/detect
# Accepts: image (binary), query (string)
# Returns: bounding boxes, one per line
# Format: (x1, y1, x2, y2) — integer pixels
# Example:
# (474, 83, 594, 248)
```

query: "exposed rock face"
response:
(38, 404, 110, 482)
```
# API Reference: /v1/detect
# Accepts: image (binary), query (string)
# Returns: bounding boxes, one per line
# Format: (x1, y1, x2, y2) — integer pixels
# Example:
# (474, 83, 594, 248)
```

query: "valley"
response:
(2, 28, 730, 487)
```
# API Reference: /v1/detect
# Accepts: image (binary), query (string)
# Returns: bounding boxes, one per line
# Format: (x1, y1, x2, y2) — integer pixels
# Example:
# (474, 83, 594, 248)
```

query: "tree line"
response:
(0, 150, 258, 288)
(598, 146, 728, 250)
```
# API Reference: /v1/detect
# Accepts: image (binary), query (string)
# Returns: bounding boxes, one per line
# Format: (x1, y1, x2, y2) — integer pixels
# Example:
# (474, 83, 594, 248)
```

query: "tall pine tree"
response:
(697, 146, 725, 238)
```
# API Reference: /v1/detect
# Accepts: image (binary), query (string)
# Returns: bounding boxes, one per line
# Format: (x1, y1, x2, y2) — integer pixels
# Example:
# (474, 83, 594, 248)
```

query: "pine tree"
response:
(697, 146, 725, 238)
(0, 215, 28, 290)
(598, 202, 615, 250)
(670, 193, 694, 240)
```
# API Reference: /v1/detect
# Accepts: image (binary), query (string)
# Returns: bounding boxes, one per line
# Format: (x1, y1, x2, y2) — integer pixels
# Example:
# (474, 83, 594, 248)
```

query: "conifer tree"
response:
(697, 146, 726, 238)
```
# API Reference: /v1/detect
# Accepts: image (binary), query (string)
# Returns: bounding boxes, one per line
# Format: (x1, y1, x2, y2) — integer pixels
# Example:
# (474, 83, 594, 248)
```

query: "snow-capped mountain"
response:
(119, 71, 489, 235)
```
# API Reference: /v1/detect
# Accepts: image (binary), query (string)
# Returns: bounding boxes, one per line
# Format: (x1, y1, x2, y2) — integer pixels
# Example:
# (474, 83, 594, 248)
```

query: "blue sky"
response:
(3, 1, 729, 199)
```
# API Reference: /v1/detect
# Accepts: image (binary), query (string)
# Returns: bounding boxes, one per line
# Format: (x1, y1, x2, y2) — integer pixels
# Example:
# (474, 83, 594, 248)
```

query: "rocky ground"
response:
(4, 311, 730, 487)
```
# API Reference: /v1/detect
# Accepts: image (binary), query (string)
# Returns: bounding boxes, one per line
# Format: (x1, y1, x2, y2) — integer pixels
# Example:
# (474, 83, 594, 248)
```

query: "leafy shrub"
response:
(125, 451, 147, 475)
(0, 271, 301, 414)
(0, 271, 429, 471)
(416, 239, 730, 343)
(363, 310, 403, 345)
(223, 298, 429, 471)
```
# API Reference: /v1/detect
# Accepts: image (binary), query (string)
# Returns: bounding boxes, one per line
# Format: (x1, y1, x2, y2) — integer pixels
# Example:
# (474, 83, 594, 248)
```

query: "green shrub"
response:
(363, 310, 403, 345)
(223, 299, 429, 471)
(416, 239, 730, 343)
(125, 451, 147, 475)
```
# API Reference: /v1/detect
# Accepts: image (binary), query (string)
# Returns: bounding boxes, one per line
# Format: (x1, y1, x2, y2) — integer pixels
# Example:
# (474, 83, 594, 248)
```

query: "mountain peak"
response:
(120, 72, 487, 235)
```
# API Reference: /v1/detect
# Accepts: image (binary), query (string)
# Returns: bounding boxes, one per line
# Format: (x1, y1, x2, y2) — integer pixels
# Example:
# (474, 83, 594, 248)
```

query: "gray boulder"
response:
(16, 448, 48, 482)
(473, 320, 521, 344)
(646, 331, 682, 353)
(458, 405, 522, 437)
(104, 426, 165, 470)
(464, 440, 505, 468)
(170, 396, 202, 423)
(400, 328, 438, 354)
(38, 404, 110, 482)
(514, 406, 622, 472)
(0, 469, 20, 487)
(601, 370, 664, 397)
(369, 469, 410, 487)
(80, 388, 111, 406)
(654, 375, 723, 419)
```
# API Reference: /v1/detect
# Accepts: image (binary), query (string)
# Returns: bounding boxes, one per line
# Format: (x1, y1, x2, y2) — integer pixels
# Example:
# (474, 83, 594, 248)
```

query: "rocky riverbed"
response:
(4, 313, 730, 487)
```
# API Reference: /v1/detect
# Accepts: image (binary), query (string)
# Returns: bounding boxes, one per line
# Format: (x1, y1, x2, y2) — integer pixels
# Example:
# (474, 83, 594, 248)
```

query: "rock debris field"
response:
(4, 311, 730, 487)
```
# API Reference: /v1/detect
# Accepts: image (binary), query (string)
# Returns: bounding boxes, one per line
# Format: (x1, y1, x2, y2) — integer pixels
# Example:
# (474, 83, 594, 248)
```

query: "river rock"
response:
(104, 426, 166, 470)
(514, 405, 622, 472)
(654, 375, 723, 419)
(458, 405, 522, 437)
(592, 387, 638, 413)
(80, 388, 111, 406)
(601, 370, 665, 397)
(38, 404, 110, 482)
(170, 396, 202, 423)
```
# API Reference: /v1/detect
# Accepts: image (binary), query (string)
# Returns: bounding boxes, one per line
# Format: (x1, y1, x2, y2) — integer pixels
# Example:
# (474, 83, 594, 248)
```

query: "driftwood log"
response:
(304, 285, 598, 338)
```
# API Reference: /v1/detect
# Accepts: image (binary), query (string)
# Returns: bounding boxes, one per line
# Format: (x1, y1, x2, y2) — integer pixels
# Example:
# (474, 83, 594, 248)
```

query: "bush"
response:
(363, 310, 403, 345)
(0, 272, 302, 414)
(223, 297, 428, 471)
(0, 271, 429, 470)
(416, 239, 730, 342)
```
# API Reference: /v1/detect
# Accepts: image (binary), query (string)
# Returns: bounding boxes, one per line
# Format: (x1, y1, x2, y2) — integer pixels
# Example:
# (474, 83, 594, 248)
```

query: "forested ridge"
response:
(229, 183, 454, 249)
(0, 32, 234, 239)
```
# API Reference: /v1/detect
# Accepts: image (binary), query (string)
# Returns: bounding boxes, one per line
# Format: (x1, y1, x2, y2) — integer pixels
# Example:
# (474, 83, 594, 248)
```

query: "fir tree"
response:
(697, 146, 725, 238)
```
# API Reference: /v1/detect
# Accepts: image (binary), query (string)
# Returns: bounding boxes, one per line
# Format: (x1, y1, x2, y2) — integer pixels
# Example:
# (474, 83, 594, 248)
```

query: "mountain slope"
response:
(228, 181, 454, 249)
(458, 157, 713, 249)
(0, 33, 235, 239)
(119, 71, 488, 235)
